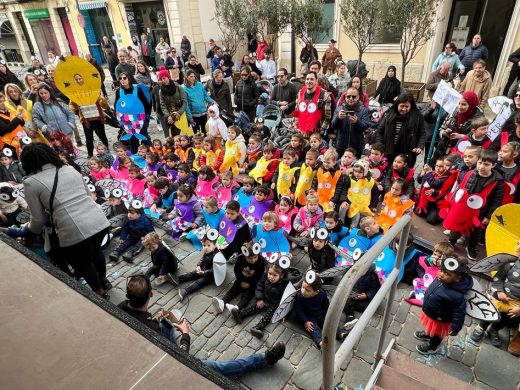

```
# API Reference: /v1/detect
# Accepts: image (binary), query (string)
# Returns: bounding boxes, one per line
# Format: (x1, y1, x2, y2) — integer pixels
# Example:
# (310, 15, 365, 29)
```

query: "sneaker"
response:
(178, 288, 187, 302)
(153, 276, 168, 287)
(466, 245, 477, 261)
(225, 303, 239, 313)
(250, 327, 264, 338)
(443, 229, 451, 236)
(212, 297, 225, 314)
(231, 307, 242, 324)
(414, 330, 431, 341)
(337, 332, 348, 342)
(167, 273, 179, 287)
(456, 236, 465, 245)
(109, 251, 121, 263)
(408, 291, 416, 299)
(76, 141, 84, 147)
(486, 328, 501, 347)
(179, 232, 188, 241)
(265, 342, 286, 365)
(470, 325, 486, 343)
(416, 342, 440, 355)
(343, 316, 358, 331)
(122, 253, 134, 263)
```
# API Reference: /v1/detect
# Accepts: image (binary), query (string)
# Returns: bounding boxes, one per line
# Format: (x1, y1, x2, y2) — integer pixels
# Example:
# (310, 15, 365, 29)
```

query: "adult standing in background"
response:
(184, 55, 205, 82)
(258, 49, 277, 84)
(181, 35, 192, 65)
(206, 38, 217, 61)
(101, 36, 118, 83)
(211, 47, 223, 72)
(155, 37, 170, 64)
(164, 48, 184, 85)
(431, 42, 464, 75)
(158, 68, 187, 137)
(299, 39, 318, 74)
(426, 62, 453, 99)
(374, 65, 401, 105)
(130, 35, 141, 59)
(85, 53, 107, 97)
(322, 39, 342, 75)
(0, 60, 24, 93)
(503, 47, 520, 96)
(206, 69, 232, 112)
(457, 59, 492, 110)
(32, 84, 76, 139)
(270, 68, 298, 116)
(183, 69, 215, 134)
(235, 66, 260, 121)
(141, 33, 156, 68)
(219, 51, 235, 95)
(247, 32, 258, 54)
(115, 50, 136, 80)
(256, 34, 269, 61)
(459, 34, 488, 80)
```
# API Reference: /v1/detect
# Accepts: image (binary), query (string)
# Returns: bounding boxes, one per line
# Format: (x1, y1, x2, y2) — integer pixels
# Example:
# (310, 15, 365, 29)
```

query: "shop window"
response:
(310, 0, 336, 44)
(370, 0, 401, 45)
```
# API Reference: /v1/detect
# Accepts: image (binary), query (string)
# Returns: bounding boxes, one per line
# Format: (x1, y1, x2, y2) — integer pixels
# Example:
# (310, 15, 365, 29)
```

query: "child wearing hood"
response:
(206, 104, 228, 146)
(220, 125, 247, 175)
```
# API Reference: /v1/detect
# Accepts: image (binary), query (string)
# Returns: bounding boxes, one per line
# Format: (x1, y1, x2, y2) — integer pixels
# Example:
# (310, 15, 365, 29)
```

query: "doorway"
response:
(29, 18, 60, 62)
(445, 0, 515, 76)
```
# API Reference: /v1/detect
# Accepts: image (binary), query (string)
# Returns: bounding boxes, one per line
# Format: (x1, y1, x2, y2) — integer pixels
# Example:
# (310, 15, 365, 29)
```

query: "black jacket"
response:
(221, 216, 252, 259)
(422, 276, 472, 332)
(255, 273, 289, 307)
(352, 265, 381, 300)
(197, 249, 218, 276)
(234, 77, 260, 120)
(234, 254, 265, 287)
(331, 104, 372, 156)
(117, 301, 161, 333)
(376, 109, 426, 156)
(308, 243, 336, 273)
(294, 289, 329, 324)
(151, 244, 179, 276)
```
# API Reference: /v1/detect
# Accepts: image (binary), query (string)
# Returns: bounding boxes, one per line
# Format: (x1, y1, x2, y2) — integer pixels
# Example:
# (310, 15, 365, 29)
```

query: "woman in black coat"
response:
(375, 65, 401, 105)
(376, 92, 426, 167)
(0, 61, 24, 93)
(234, 65, 260, 121)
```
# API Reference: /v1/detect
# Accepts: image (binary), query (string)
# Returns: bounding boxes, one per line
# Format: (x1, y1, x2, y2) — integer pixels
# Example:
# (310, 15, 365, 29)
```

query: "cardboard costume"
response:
(376, 192, 415, 232)
(294, 163, 317, 205)
(316, 168, 341, 212)
(115, 85, 148, 141)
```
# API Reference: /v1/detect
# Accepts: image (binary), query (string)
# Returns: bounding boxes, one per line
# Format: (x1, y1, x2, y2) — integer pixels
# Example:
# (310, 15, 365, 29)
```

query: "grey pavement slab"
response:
(475, 343, 520, 390)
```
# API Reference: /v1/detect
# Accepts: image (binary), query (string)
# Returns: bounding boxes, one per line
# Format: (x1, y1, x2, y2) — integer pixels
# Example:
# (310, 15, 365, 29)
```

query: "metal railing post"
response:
(373, 221, 411, 365)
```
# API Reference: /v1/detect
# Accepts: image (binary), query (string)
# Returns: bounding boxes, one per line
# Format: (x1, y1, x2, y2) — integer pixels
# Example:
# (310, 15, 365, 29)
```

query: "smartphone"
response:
(346, 111, 355, 116)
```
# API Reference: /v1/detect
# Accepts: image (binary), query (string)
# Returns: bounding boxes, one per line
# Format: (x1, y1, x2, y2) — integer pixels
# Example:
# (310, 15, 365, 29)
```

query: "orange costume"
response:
(376, 192, 415, 232)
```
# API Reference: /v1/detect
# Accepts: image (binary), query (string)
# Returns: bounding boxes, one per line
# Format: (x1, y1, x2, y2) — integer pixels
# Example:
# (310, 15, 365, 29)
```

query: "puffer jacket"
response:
(32, 100, 76, 137)
(492, 261, 520, 300)
(255, 272, 289, 307)
(422, 276, 472, 332)
(459, 43, 488, 70)
(234, 77, 260, 120)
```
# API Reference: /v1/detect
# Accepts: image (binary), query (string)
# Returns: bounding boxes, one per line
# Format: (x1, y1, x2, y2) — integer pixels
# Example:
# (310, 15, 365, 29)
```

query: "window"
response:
(370, 0, 401, 44)
(310, 0, 336, 44)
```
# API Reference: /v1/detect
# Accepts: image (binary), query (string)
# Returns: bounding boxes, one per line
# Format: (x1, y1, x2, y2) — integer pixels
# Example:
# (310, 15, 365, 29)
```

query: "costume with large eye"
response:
(241, 242, 262, 257)
(249, 155, 278, 184)
(254, 224, 290, 258)
(0, 184, 19, 202)
(406, 255, 443, 307)
(197, 227, 220, 242)
(218, 215, 248, 244)
(295, 85, 324, 133)
(233, 186, 254, 210)
(310, 227, 329, 241)
(316, 168, 342, 212)
(415, 171, 457, 216)
(336, 229, 371, 267)
(276, 162, 300, 197)
(167, 196, 198, 239)
(347, 176, 375, 218)
(0, 107, 26, 156)
(194, 176, 219, 199)
(485, 204, 520, 259)
(219, 139, 241, 176)
(376, 192, 415, 232)
(294, 162, 317, 205)
(440, 257, 468, 273)
(115, 86, 148, 141)
(241, 198, 274, 225)
(215, 180, 239, 208)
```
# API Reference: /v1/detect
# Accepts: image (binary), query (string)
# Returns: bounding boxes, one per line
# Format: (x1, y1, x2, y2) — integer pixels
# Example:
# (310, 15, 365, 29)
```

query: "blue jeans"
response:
(159, 323, 176, 343)
(202, 353, 266, 376)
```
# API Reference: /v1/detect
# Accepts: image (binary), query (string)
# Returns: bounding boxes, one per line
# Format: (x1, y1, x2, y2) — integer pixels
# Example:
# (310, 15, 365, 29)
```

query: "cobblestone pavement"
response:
(90, 78, 518, 390)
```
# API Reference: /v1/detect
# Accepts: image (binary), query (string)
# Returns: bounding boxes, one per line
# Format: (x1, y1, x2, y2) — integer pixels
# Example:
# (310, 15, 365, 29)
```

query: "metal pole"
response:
(373, 221, 411, 365)
(426, 106, 444, 163)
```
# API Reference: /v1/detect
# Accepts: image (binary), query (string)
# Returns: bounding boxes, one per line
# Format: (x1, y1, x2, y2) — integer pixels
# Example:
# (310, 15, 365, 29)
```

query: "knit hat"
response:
(353, 160, 369, 176)
(157, 66, 170, 80)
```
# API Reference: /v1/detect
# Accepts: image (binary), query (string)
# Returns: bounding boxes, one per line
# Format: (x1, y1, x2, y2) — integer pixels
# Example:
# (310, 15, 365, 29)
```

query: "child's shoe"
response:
(443, 229, 451, 236)
(486, 327, 501, 347)
(230, 307, 242, 324)
(212, 297, 225, 314)
(250, 327, 264, 338)
(470, 324, 486, 343)
(416, 342, 440, 355)
(153, 275, 168, 287)
(466, 245, 477, 261)
(264, 342, 286, 365)
(167, 273, 179, 287)
(109, 251, 121, 263)
(226, 303, 239, 313)
(122, 253, 134, 263)
(343, 315, 358, 331)
(413, 330, 431, 341)
(178, 288, 187, 302)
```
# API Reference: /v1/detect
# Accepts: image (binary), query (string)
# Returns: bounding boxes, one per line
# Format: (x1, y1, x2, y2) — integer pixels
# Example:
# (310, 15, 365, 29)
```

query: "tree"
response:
(253, 0, 292, 54)
(382, 0, 442, 82)
(291, 0, 331, 45)
(213, 0, 251, 56)
(340, 0, 380, 67)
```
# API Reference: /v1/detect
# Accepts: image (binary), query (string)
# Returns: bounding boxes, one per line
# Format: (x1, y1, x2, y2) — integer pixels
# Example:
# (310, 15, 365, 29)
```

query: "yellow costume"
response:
(317, 168, 341, 211)
(486, 204, 520, 257)
(249, 156, 277, 183)
(0, 111, 25, 154)
(202, 149, 221, 170)
(295, 163, 317, 205)
(276, 163, 300, 197)
(192, 146, 203, 171)
(220, 139, 241, 175)
(376, 192, 415, 232)
(5, 99, 33, 124)
(347, 176, 375, 218)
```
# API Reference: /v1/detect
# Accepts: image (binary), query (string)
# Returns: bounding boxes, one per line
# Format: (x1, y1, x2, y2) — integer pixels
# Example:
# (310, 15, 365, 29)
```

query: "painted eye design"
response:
(268, 253, 278, 263)
(466, 195, 483, 210)
(307, 103, 317, 113)
(352, 248, 363, 261)
(2, 148, 12, 157)
(0, 193, 10, 200)
(112, 188, 123, 198)
(220, 221, 226, 229)
(83, 176, 90, 184)
(349, 238, 357, 247)
(299, 102, 307, 112)
(206, 229, 219, 241)
(87, 184, 96, 192)
(252, 242, 261, 254)
(259, 238, 267, 249)
(278, 255, 290, 269)
(120, 101, 126, 108)
(443, 257, 459, 271)
(131, 199, 143, 209)
(12, 190, 19, 198)
(377, 252, 385, 261)
(454, 189, 464, 202)
(316, 228, 328, 240)
(388, 210, 397, 218)
(241, 245, 250, 257)
(305, 270, 316, 284)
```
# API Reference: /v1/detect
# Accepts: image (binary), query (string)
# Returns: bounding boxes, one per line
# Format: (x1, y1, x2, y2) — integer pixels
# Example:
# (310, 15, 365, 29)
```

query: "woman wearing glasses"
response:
(114, 72, 152, 153)
(234, 66, 260, 121)
(431, 42, 464, 76)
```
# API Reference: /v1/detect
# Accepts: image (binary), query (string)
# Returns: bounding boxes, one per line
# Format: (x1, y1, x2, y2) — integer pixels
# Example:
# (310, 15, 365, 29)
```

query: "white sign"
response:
(487, 103, 512, 142)
(432, 80, 462, 114)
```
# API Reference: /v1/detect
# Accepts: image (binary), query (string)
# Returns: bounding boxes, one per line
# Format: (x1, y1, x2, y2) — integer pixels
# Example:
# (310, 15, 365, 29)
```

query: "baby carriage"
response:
(255, 80, 272, 118)
(261, 104, 282, 134)
(270, 117, 298, 150)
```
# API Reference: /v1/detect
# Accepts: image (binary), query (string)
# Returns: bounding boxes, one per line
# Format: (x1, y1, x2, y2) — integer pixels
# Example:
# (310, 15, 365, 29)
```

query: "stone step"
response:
(376, 365, 437, 390)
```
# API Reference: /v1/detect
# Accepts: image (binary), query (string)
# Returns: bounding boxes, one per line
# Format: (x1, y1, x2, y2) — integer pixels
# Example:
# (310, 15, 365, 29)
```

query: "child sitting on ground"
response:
(212, 242, 266, 314)
(295, 149, 320, 206)
(322, 211, 348, 246)
(253, 211, 290, 258)
(345, 160, 375, 228)
(314, 149, 342, 212)
(498, 141, 520, 204)
(220, 125, 247, 175)
(383, 154, 415, 198)
(376, 178, 414, 232)
(240, 134, 263, 173)
(234, 176, 255, 209)
(308, 228, 336, 273)
(145, 152, 163, 174)
(0, 150, 24, 184)
(0, 183, 27, 227)
(132, 145, 148, 169)
(340, 148, 357, 175)
(126, 165, 147, 199)
(150, 138, 166, 158)
(187, 196, 225, 250)
(194, 165, 219, 199)
(451, 117, 492, 156)
(215, 170, 240, 207)
(295, 272, 330, 348)
(167, 184, 202, 239)
(242, 185, 274, 226)
(142, 232, 179, 286)
(275, 196, 299, 235)
(199, 136, 223, 172)
(174, 163, 197, 190)
(219, 200, 253, 260)
(157, 153, 180, 180)
(89, 157, 111, 182)
(249, 143, 279, 185)
(308, 132, 328, 158)
(96, 142, 114, 168)
(272, 147, 301, 198)
(289, 133, 308, 162)
(109, 201, 154, 263)
(230, 263, 289, 338)
(176, 134, 195, 167)
(106, 189, 128, 230)
(150, 177, 176, 216)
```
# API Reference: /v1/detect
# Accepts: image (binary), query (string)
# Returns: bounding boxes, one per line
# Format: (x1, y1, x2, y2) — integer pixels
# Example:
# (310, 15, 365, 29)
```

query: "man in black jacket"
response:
(271, 68, 298, 116)
(503, 46, 520, 96)
(120, 274, 286, 376)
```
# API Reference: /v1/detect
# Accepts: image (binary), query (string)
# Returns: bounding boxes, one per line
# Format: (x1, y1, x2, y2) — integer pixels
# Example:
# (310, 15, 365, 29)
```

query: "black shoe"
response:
(416, 342, 440, 355)
(109, 252, 121, 263)
(466, 245, 477, 261)
(250, 327, 264, 338)
(122, 253, 134, 263)
(337, 332, 348, 342)
(231, 307, 242, 324)
(102, 278, 113, 291)
(265, 342, 286, 365)
(76, 141, 84, 147)
(413, 330, 431, 341)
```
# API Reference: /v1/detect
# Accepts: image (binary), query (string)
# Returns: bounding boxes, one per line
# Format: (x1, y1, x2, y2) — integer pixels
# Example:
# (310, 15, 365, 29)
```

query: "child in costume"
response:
(414, 256, 472, 355)
(187, 196, 225, 250)
(150, 177, 176, 216)
(376, 178, 414, 232)
(313, 149, 342, 212)
(167, 184, 203, 239)
(220, 125, 247, 175)
(157, 153, 179, 181)
(383, 154, 415, 198)
(89, 157, 111, 182)
(450, 117, 492, 157)
(308, 132, 328, 158)
(295, 149, 320, 207)
(219, 200, 253, 260)
(275, 196, 299, 234)
(368, 142, 388, 210)
(289, 133, 308, 162)
(406, 241, 454, 307)
(497, 141, 520, 204)
(106, 188, 128, 229)
(96, 142, 114, 168)
(395, 233, 425, 285)
(191, 135, 204, 172)
(322, 211, 348, 246)
(253, 211, 290, 259)
(240, 134, 263, 174)
(111, 142, 131, 170)
(340, 148, 357, 175)
(271, 147, 301, 198)
(126, 165, 147, 199)
(150, 138, 166, 158)
(145, 152, 163, 174)
(142, 232, 179, 286)
(110, 155, 131, 182)
(308, 227, 335, 273)
(175, 134, 195, 167)
(173, 163, 197, 190)
(143, 173, 160, 208)
(293, 193, 324, 238)
(199, 136, 223, 172)
(295, 271, 330, 347)
(212, 242, 266, 314)
(215, 170, 240, 207)
(242, 185, 274, 226)
(230, 263, 289, 338)
(249, 143, 279, 185)
(194, 165, 219, 200)
(131, 145, 148, 169)
(206, 104, 228, 146)
(234, 176, 255, 209)
(345, 160, 375, 227)
(0, 183, 27, 227)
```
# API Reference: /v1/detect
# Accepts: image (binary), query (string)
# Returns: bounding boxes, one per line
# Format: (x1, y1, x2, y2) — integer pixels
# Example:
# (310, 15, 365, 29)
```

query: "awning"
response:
(78, 1, 107, 10)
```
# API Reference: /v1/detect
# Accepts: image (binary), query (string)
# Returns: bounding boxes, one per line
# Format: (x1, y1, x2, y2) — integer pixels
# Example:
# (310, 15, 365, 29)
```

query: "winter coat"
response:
(294, 289, 329, 324)
(32, 100, 76, 137)
(151, 243, 179, 276)
(255, 272, 289, 307)
(270, 82, 299, 114)
(352, 265, 380, 300)
(331, 104, 372, 156)
(206, 80, 233, 112)
(183, 81, 215, 119)
(422, 276, 473, 332)
(0, 160, 25, 183)
(159, 81, 187, 117)
(234, 77, 260, 120)
(114, 63, 136, 80)
(117, 301, 161, 333)
(458, 70, 492, 110)
(492, 260, 520, 301)
(185, 63, 205, 81)
(431, 52, 464, 73)
(308, 244, 336, 273)
(233, 253, 265, 287)
(459, 43, 488, 70)
(426, 70, 453, 98)
(120, 213, 154, 241)
(197, 249, 217, 276)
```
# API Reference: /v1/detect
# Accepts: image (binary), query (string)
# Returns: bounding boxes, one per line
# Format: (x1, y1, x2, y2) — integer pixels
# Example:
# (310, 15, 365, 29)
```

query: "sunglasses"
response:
(241, 73, 249, 77)
(346, 95, 358, 99)
(515, 94, 520, 98)
(119, 76, 128, 80)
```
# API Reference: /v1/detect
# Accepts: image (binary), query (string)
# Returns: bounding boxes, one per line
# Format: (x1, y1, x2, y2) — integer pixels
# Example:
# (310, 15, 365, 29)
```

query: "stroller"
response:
(261, 104, 282, 134)
(255, 80, 272, 118)
(270, 117, 298, 150)
(220, 109, 253, 140)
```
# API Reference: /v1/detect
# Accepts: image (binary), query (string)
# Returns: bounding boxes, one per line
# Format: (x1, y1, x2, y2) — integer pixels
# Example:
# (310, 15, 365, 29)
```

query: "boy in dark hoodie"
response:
(0, 150, 25, 183)
(109, 202, 154, 263)
(308, 228, 336, 273)
(212, 242, 266, 314)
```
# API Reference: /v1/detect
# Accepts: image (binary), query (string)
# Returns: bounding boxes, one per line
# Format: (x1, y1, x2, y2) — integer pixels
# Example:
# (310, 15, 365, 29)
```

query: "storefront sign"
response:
(24, 9, 50, 20)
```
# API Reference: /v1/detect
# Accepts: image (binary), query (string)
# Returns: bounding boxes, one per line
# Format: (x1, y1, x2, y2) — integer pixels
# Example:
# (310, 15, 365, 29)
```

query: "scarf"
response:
(160, 81, 178, 96)
(456, 91, 479, 128)
(342, 100, 361, 112)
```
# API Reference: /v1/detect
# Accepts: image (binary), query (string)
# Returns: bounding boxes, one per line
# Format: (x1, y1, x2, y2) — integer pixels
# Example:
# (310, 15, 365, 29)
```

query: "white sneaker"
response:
(343, 317, 359, 331)
(212, 297, 224, 314)
(225, 303, 239, 313)
(456, 237, 465, 245)
(443, 229, 451, 236)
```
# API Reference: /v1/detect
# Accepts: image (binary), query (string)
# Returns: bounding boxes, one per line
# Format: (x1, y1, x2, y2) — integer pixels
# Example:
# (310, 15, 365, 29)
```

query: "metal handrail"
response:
(321, 215, 412, 390)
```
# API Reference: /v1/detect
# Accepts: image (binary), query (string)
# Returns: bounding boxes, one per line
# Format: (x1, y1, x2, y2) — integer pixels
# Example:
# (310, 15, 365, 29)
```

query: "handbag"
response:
(47, 168, 60, 251)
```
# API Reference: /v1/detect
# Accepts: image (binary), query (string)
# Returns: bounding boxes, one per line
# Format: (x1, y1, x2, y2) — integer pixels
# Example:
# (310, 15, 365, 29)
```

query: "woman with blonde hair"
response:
(4, 83, 33, 124)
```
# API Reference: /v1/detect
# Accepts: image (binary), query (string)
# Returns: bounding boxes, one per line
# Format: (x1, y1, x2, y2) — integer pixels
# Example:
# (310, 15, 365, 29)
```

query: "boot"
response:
(507, 330, 520, 356)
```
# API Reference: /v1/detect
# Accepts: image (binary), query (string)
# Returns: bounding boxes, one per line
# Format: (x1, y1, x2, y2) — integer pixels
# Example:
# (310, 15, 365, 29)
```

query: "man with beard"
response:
(158, 67, 187, 137)
(295, 71, 332, 136)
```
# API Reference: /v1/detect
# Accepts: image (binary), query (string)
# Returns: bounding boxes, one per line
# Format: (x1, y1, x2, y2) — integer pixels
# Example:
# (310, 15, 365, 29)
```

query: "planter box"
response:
(364, 79, 377, 97)
(403, 82, 426, 103)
